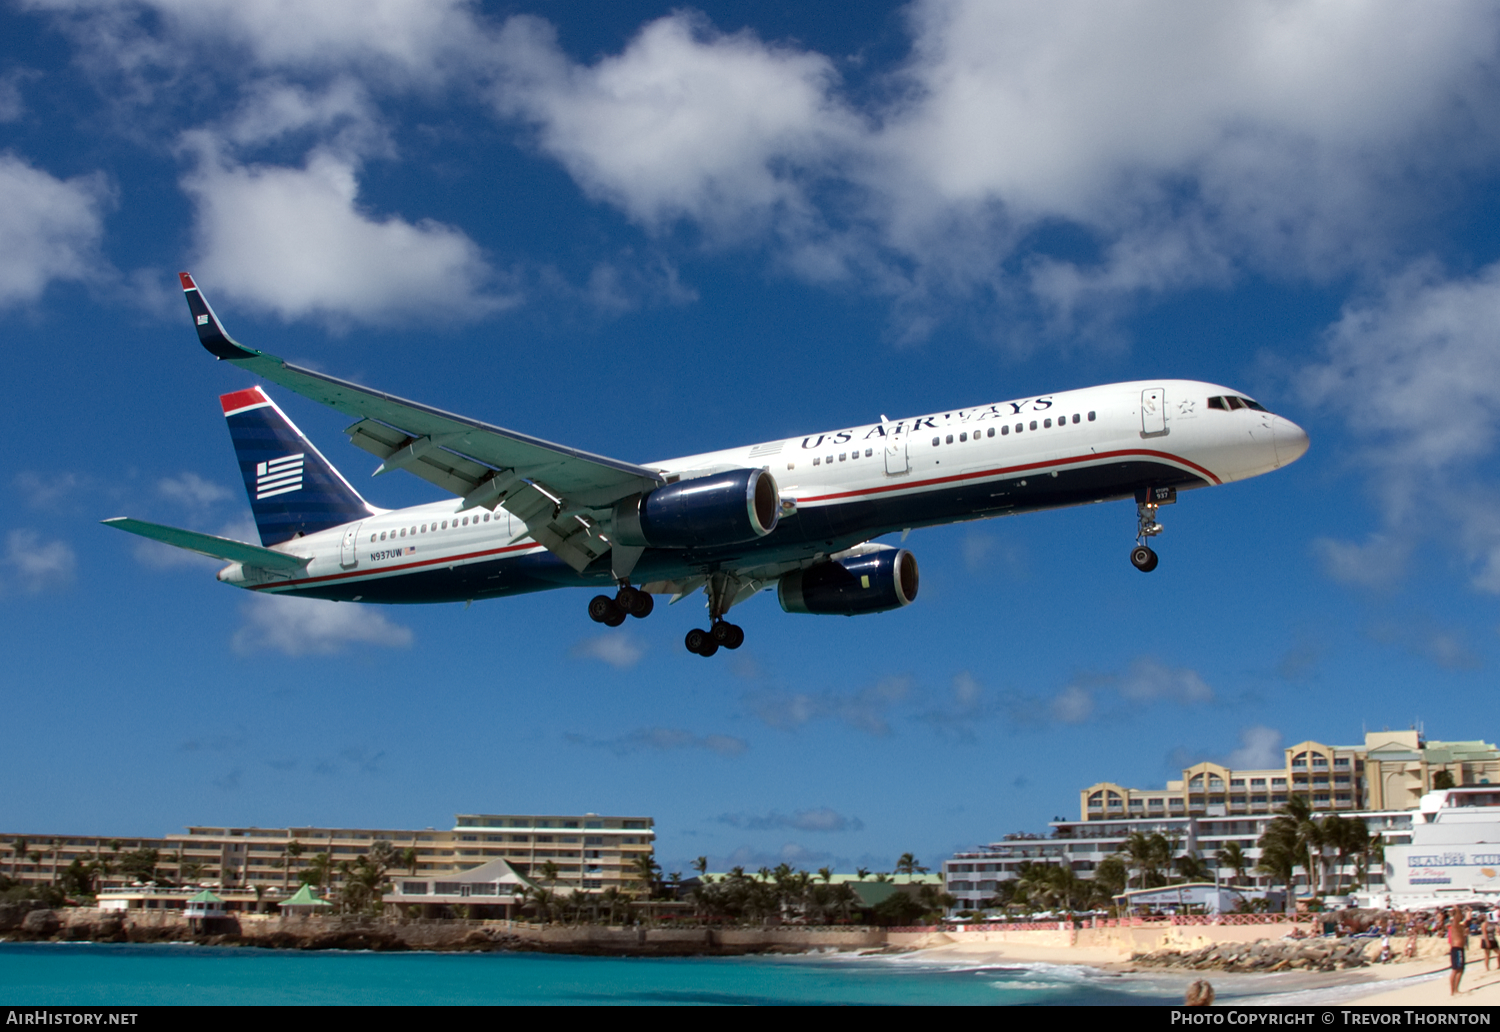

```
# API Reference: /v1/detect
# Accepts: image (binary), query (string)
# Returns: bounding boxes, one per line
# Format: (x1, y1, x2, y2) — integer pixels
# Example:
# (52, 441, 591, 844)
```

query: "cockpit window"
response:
(1209, 394, 1270, 412)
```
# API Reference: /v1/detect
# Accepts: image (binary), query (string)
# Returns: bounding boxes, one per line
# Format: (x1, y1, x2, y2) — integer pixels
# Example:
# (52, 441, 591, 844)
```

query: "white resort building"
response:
(944, 729, 1499, 912)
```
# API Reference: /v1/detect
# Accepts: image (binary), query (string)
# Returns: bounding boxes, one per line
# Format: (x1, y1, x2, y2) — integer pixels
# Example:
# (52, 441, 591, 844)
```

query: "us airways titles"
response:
(800, 396, 1056, 449)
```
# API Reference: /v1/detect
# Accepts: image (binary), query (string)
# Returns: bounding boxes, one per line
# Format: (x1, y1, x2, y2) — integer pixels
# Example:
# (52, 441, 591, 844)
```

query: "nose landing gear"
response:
(1131, 486, 1175, 572)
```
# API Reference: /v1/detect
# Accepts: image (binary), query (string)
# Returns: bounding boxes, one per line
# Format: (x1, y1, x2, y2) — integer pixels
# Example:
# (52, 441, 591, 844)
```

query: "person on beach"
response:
(1184, 980, 1214, 1006)
(1448, 906, 1468, 996)
(1481, 910, 1498, 972)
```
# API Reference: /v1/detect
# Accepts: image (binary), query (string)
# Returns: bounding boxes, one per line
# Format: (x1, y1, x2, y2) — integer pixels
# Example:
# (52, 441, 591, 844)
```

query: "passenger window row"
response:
(812, 447, 875, 466)
(930, 411, 1096, 447)
(370, 511, 497, 543)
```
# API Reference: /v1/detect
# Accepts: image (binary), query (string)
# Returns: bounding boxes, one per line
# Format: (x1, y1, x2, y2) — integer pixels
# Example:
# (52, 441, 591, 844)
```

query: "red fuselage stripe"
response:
(797, 447, 1220, 503)
(257, 449, 1217, 589)
(251, 541, 542, 591)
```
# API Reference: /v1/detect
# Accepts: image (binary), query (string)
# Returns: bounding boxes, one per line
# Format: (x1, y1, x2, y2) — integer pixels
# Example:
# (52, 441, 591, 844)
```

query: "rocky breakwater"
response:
(1129, 938, 1376, 973)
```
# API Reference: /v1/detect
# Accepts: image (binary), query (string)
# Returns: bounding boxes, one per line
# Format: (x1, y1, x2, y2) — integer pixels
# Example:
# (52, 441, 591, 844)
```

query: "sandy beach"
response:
(907, 931, 1500, 1007)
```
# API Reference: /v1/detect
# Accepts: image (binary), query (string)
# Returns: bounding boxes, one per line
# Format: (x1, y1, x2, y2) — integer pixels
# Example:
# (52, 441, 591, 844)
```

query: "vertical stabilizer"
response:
(220, 387, 374, 545)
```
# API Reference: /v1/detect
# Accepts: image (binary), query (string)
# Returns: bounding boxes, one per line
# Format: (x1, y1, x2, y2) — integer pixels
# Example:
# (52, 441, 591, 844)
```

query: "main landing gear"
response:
(685, 572, 746, 657)
(587, 584, 654, 626)
(685, 621, 744, 657)
(1130, 487, 1176, 573)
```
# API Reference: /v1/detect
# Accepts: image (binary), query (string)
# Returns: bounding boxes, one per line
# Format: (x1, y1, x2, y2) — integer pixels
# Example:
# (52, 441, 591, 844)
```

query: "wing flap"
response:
(102, 517, 312, 572)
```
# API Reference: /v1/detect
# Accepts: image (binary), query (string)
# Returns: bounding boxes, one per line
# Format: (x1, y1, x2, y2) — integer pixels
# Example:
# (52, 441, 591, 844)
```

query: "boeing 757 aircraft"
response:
(104, 273, 1309, 656)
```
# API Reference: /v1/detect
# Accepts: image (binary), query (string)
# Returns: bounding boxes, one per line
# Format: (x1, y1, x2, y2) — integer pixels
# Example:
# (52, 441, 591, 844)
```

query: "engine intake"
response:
(613, 468, 780, 549)
(778, 547, 919, 616)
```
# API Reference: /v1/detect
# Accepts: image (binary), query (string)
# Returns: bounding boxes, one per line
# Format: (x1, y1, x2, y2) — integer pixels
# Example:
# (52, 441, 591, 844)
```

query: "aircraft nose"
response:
(1272, 415, 1309, 466)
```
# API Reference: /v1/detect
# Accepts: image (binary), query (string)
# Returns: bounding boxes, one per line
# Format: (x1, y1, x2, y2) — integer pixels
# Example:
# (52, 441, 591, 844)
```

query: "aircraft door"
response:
(340, 521, 363, 569)
(884, 425, 909, 476)
(1141, 388, 1167, 436)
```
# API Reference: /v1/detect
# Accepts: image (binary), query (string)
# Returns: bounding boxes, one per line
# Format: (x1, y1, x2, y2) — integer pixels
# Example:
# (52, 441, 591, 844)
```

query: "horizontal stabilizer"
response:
(101, 517, 312, 572)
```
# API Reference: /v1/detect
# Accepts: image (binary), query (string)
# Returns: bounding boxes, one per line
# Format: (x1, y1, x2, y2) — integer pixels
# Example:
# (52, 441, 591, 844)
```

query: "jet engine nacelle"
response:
(612, 468, 780, 548)
(777, 546, 920, 616)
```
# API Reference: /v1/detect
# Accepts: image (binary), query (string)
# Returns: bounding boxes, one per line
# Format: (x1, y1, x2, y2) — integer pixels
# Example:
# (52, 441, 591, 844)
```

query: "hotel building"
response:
(1, 811, 655, 905)
(944, 730, 1499, 911)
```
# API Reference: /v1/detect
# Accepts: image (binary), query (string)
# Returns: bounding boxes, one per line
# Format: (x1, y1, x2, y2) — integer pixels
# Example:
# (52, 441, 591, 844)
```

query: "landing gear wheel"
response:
(685, 628, 718, 657)
(616, 586, 654, 619)
(711, 622, 745, 649)
(588, 594, 622, 624)
(1130, 545, 1159, 572)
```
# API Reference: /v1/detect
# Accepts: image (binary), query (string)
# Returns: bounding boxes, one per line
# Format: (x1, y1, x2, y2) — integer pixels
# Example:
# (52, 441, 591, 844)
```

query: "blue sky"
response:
(4, 0, 1500, 878)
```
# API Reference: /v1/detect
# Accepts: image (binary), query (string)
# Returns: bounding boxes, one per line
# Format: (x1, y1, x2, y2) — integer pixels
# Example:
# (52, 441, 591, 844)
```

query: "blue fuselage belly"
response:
(270, 459, 1203, 604)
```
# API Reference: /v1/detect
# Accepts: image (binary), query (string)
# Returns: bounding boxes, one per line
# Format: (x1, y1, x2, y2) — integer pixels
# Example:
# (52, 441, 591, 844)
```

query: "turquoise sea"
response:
(0, 942, 1190, 1006)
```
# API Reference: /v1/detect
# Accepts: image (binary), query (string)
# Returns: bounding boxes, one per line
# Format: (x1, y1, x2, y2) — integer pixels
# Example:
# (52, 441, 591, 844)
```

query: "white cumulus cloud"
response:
(3, 529, 76, 593)
(0, 152, 110, 307)
(180, 141, 513, 327)
(1303, 259, 1500, 592)
(1223, 725, 1283, 771)
(492, 12, 859, 238)
(571, 632, 646, 669)
(232, 593, 413, 656)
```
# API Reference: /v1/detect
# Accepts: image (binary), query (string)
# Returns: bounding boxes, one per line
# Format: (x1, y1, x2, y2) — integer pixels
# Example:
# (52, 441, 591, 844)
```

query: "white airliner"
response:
(104, 273, 1309, 656)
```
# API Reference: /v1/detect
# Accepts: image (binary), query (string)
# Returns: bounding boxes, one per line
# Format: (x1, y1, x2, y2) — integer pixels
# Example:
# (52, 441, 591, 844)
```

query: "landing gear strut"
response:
(685, 572, 746, 657)
(1131, 487, 1175, 573)
(587, 583, 654, 626)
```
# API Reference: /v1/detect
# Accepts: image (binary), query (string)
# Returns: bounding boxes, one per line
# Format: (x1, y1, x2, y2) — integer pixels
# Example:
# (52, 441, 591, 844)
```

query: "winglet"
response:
(180, 272, 259, 361)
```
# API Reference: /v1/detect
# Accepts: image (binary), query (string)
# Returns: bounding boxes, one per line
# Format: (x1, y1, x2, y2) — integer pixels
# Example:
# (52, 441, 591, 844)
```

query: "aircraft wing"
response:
(181, 273, 666, 572)
(102, 517, 311, 572)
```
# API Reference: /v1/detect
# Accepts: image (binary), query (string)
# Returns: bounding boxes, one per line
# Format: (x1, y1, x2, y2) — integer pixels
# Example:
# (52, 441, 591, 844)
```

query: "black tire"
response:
(618, 588, 654, 619)
(711, 621, 735, 644)
(685, 628, 710, 655)
(603, 606, 627, 627)
(588, 595, 619, 623)
(724, 624, 745, 650)
(1130, 545, 1159, 572)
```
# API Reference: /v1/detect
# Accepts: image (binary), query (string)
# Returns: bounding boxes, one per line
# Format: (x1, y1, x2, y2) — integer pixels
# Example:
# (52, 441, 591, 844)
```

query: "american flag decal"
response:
(255, 453, 305, 499)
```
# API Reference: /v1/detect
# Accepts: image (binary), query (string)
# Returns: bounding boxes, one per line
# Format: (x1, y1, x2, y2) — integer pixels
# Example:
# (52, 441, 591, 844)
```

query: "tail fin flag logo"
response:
(255, 453, 305, 499)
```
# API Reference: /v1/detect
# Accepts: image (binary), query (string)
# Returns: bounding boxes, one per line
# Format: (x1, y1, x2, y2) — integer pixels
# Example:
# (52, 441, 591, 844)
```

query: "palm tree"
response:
(283, 840, 304, 891)
(1094, 855, 1128, 910)
(692, 856, 708, 880)
(629, 853, 661, 901)
(1216, 842, 1248, 887)
(1256, 815, 1300, 912)
(1173, 852, 1212, 883)
(894, 853, 928, 881)
(1323, 815, 1370, 894)
(1122, 831, 1172, 890)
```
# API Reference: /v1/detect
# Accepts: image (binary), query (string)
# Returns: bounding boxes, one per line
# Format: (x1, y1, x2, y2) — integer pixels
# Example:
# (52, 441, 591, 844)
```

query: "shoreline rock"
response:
(1129, 937, 1376, 973)
(0, 907, 884, 957)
